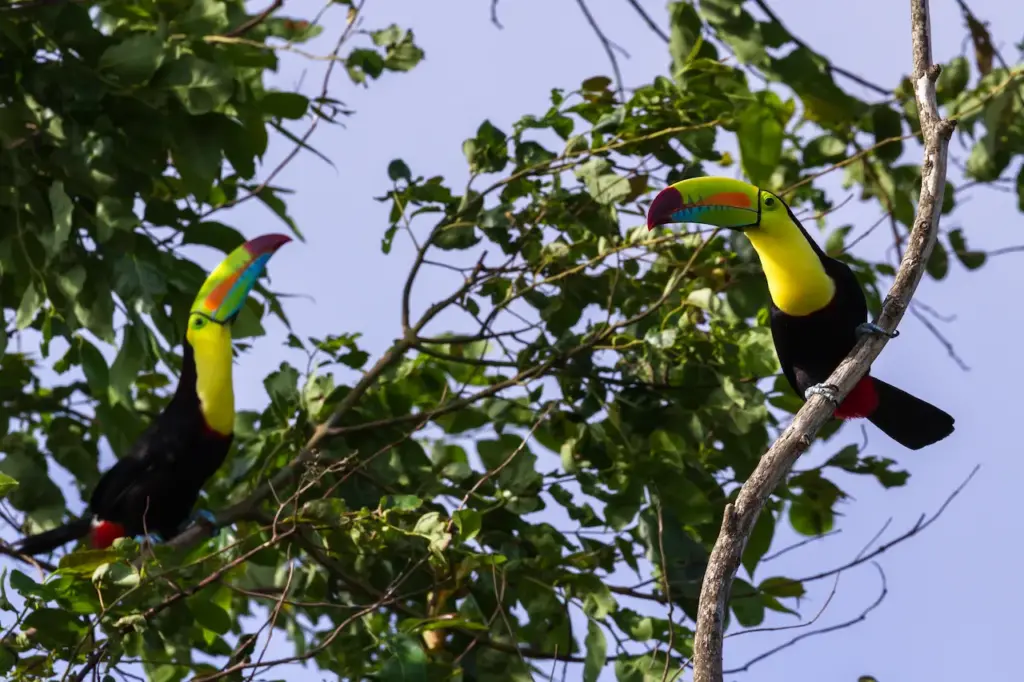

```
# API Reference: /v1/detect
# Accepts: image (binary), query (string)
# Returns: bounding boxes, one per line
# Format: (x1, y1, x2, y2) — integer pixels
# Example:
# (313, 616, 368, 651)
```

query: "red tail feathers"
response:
(90, 520, 127, 549)
(834, 376, 880, 419)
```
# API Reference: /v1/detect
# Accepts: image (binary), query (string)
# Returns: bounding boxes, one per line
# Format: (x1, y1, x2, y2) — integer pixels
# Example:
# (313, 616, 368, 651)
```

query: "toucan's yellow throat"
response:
(647, 177, 836, 317)
(184, 233, 291, 435)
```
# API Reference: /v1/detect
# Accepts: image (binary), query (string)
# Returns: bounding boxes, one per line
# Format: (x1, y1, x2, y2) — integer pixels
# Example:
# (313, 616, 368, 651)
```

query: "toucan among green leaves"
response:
(15, 234, 291, 555)
(647, 177, 954, 451)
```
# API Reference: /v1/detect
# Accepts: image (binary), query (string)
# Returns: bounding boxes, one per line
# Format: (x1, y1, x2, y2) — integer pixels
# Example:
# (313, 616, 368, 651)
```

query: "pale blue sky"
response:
(4, 1, 1021, 680)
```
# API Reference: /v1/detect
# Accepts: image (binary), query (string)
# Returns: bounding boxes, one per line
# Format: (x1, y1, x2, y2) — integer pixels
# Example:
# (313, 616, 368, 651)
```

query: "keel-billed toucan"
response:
(646, 177, 954, 450)
(15, 234, 291, 555)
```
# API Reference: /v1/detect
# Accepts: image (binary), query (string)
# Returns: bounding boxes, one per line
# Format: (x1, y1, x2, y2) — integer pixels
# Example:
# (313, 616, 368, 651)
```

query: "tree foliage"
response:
(0, 0, 1019, 680)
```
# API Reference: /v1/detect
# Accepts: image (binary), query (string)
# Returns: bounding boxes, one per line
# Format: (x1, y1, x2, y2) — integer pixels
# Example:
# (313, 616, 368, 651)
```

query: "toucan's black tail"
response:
(14, 517, 92, 556)
(867, 378, 955, 450)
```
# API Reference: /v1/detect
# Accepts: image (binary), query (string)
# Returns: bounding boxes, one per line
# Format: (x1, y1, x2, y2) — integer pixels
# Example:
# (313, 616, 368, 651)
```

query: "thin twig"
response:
(723, 563, 889, 675)
(574, 0, 626, 101)
(796, 465, 979, 585)
(622, 0, 669, 43)
(223, 0, 283, 38)
(751, 0, 891, 97)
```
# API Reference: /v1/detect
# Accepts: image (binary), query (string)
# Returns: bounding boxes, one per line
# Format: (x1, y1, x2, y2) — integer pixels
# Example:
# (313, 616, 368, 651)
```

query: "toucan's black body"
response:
(769, 220, 867, 396)
(768, 208, 954, 450)
(14, 232, 289, 557)
(16, 343, 232, 556)
(646, 177, 955, 451)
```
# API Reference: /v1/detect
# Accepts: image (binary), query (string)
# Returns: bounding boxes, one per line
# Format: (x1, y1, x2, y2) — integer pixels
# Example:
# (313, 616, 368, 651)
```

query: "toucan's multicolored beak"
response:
(191, 233, 291, 324)
(647, 177, 761, 231)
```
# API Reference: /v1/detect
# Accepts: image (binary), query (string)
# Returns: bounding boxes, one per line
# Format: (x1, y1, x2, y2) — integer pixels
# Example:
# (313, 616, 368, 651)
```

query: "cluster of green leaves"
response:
(0, 0, 426, 679)
(0, 0, 1022, 681)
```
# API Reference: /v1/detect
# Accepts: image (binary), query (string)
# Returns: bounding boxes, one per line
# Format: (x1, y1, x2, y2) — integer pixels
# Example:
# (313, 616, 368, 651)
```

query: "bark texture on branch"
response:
(689, 2, 955, 680)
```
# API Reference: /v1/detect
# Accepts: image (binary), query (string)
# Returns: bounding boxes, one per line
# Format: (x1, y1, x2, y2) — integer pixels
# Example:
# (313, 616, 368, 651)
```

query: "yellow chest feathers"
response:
(743, 220, 836, 317)
(186, 319, 236, 436)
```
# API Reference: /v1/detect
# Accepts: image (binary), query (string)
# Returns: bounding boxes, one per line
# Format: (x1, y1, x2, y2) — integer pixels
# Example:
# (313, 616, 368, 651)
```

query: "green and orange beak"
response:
(647, 177, 762, 232)
(191, 233, 292, 324)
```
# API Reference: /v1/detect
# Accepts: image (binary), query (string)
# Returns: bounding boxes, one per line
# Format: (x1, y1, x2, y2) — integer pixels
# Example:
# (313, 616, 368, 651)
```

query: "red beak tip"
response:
(647, 187, 683, 232)
(246, 233, 293, 255)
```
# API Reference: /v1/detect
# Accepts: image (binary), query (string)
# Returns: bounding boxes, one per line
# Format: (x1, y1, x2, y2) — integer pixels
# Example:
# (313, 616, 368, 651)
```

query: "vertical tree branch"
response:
(689, 2, 955, 681)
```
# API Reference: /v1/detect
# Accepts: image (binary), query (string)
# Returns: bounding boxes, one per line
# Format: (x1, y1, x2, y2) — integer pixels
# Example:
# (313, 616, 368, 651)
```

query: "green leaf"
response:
(387, 159, 412, 182)
(161, 55, 235, 115)
(737, 105, 783, 186)
(191, 597, 232, 635)
(347, 48, 385, 83)
(47, 181, 73, 256)
(388, 495, 422, 511)
(256, 187, 303, 238)
(870, 105, 903, 163)
(730, 578, 765, 626)
(379, 634, 428, 682)
(264, 362, 300, 408)
(583, 619, 607, 682)
(742, 509, 774, 577)
(0, 473, 18, 500)
(587, 174, 631, 206)
(758, 576, 805, 598)
(948, 228, 986, 270)
(96, 197, 139, 241)
(98, 34, 165, 84)
(172, 118, 224, 200)
(109, 326, 148, 406)
(644, 328, 677, 350)
(581, 76, 612, 91)
(181, 221, 246, 253)
(22, 609, 87, 648)
(371, 25, 425, 72)
(824, 225, 852, 256)
(79, 338, 110, 397)
(57, 550, 120, 576)
(668, 1, 705, 75)
(1018, 160, 1024, 213)
(936, 56, 969, 104)
(925, 239, 949, 280)
(789, 497, 834, 536)
(260, 92, 309, 119)
(579, 578, 616, 620)
(593, 107, 625, 134)
(114, 255, 167, 302)
(91, 561, 140, 589)
(174, 0, 230, 34)
(15, 283, 42, 330)
(803, 135, 847, 167)
(463, 120, 509, 174)
(453, 509, 482, 543)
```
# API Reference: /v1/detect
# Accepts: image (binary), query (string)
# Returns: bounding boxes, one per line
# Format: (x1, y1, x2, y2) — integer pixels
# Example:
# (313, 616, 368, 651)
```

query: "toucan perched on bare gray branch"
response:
(15, 234, 291, 555)
(646, 177, 954, 451)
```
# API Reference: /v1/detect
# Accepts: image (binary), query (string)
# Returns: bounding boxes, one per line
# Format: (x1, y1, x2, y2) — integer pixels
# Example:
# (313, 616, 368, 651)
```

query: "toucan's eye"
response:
(191, 316, 206, 330)
(764, 195, 776, 208)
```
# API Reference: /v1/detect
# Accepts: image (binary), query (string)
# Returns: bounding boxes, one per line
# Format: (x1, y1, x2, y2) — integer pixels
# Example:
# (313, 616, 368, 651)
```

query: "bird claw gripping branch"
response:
(856, 322, 900, 339)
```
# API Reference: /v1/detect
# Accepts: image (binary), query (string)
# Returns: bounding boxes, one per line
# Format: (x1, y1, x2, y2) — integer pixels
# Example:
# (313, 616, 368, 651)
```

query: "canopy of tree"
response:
(0, 0, 1019, 680)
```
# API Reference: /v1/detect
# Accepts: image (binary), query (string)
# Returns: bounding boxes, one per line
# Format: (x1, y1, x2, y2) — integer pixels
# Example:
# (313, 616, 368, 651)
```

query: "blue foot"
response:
(132, 532, 164, 546)
(856, 322, 899, 339)
(804, 383, 839, 405)
(189, 509, 223, 536)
